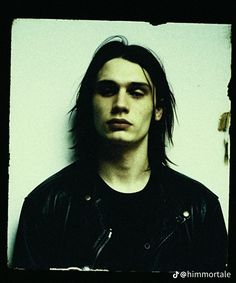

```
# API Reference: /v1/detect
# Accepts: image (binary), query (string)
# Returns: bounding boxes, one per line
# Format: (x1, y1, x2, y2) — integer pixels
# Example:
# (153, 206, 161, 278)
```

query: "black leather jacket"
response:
(12, 162, 228, 271)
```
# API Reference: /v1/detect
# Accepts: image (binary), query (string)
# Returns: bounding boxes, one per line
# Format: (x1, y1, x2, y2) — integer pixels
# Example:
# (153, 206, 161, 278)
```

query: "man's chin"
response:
(99, 132, 147, 147)
(105, 136, 145, 148)
(108, 138, 132, 146)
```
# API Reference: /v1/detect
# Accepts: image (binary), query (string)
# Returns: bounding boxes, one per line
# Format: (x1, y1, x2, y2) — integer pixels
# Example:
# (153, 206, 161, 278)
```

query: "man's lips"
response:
(107, 118, 132, 125)
(107, 119, 132, 130)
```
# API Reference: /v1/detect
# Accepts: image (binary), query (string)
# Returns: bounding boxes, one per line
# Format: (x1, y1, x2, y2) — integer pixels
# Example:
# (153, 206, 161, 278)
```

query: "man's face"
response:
(92, 58, 159, 146)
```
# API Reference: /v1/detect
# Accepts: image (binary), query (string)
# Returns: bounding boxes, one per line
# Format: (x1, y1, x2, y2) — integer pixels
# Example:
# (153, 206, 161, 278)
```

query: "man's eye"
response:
(130, 89, 145, 98)
(98, 87, 113, 96)
(95, 84, 118, 97)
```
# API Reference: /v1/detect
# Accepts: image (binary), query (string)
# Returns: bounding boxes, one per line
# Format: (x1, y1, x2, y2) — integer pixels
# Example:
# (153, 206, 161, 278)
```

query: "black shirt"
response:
(94, 173, 161, 271)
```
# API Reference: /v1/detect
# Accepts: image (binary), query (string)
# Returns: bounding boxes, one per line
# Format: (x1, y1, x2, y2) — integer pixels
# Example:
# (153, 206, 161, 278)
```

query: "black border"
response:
(1, 5, 234, 282)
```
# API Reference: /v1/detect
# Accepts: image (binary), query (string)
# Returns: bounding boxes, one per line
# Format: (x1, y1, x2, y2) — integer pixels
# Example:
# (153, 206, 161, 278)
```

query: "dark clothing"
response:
(12, 162, 228, 271)
(94, 173, 162, 271)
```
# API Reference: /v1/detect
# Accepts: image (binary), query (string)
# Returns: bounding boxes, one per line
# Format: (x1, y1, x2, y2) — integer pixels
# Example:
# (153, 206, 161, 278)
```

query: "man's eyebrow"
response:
(128, 82, 151, 90)
(95, 80, 117, 86)
(96, 80, 151, 90)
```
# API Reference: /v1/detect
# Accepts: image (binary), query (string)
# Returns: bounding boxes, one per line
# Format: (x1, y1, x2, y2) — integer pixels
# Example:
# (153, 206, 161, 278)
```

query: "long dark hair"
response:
(69, 35, 177, 169)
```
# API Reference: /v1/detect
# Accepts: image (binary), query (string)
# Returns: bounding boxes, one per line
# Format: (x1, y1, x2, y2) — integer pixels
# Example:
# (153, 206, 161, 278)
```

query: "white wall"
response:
(8, 19, 231, 266)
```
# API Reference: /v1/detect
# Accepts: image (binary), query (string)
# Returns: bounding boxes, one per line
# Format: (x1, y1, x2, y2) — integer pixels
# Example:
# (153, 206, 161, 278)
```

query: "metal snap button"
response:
(144, 242, 151, 250)
(183, 210, 190, 218)
(84, 195, 91, 201)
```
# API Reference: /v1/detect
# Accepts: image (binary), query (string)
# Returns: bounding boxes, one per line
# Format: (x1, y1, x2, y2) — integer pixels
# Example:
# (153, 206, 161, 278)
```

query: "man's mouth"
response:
(107, 119, 132, 130)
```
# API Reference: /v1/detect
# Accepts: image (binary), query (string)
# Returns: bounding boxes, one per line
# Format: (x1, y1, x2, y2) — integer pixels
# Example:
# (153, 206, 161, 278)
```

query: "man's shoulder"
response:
(26, 162, 80, 201)
(160, 165, 218, 201)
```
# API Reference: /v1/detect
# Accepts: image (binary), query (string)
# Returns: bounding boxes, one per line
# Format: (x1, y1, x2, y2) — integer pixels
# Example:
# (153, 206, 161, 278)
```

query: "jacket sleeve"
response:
(194, 197, 228, 271)
(12, 195, 59, 270)
(12, 188, 73, 270)
(12, 199, 38, 269)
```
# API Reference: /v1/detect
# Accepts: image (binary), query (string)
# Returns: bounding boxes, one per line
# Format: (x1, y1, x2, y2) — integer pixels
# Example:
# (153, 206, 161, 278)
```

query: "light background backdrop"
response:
(8, 19, 231, 266)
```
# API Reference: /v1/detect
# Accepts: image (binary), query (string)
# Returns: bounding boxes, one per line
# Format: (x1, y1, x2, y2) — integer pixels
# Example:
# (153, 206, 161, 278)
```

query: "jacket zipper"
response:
(156, 216, 189, 250)
(92, 228, 112, 268)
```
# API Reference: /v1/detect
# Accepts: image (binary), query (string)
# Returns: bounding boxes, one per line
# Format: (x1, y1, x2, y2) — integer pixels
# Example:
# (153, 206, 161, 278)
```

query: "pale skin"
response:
(92, 58, 163, 193)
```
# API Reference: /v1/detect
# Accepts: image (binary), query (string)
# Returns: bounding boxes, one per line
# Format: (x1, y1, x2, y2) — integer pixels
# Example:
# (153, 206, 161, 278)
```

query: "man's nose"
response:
(111, 88, 129, 114)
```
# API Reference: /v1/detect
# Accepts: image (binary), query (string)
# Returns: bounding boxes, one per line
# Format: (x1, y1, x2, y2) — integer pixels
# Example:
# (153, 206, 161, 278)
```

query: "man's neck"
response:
(98, 137, 151, 193)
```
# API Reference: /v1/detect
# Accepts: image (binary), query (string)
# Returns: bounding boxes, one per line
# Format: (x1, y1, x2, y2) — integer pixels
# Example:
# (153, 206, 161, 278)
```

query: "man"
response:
(12, 36, 228, 271)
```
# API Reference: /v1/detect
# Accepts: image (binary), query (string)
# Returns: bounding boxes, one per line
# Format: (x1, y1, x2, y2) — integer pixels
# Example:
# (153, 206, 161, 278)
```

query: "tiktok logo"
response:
(173, 271, 179, 278)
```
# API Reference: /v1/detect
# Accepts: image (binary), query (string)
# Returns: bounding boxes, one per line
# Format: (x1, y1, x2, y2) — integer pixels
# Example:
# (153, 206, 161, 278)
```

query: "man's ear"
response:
(155, 108, 163, 121)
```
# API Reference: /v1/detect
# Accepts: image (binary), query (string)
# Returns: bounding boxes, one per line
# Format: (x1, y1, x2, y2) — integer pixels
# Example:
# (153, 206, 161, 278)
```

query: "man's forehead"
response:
(97, 58, 153, 88)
